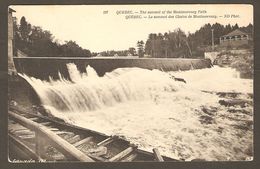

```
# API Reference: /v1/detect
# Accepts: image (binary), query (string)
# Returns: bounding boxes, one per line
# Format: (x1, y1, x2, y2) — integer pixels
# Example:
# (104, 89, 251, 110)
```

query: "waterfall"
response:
(19, 63, 183, 114)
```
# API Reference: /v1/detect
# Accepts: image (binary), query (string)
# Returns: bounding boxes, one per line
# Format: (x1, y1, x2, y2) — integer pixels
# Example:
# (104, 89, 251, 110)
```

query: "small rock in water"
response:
(37, 105, 53, 117)
(216, 127, 224, 133)
(233, 147, 242, 154)
(174, 77, 186, 83)
(245, 145, 253, 156)
(10, 100, 17, 106)
(199, 115, 214, 125)
(169, 75, 186, 83)
(219, 99, 252, 108)
(217, 92, 240, 98)
(228, 108, 251, 115)
(232, 124, 250, 131)
(201, 106, 216, 116)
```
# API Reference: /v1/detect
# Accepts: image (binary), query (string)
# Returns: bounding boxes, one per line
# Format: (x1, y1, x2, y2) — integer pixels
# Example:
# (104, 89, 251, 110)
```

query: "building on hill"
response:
(219, 29, 252, 47)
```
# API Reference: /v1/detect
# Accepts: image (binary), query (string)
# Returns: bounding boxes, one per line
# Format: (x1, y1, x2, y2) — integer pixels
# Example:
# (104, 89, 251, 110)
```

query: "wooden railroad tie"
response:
(73, 136, 93, 147)
(109, 147, 134, 162)
(67, 135, 80, 144)
(120, 153, 137, 162)
(40, 122, 52, 126)
(97, 137, 114, 147)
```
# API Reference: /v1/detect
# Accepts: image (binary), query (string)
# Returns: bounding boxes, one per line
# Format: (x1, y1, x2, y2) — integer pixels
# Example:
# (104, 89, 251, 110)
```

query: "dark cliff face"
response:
(13, 57, 212, 80)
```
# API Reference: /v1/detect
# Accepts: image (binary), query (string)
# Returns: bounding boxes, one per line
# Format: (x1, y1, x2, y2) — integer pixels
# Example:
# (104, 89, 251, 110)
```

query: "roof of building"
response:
(221, 29, 248, 37)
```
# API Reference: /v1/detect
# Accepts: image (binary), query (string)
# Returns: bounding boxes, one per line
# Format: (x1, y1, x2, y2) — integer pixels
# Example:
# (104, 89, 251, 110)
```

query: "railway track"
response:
(8, 105, 177, 162)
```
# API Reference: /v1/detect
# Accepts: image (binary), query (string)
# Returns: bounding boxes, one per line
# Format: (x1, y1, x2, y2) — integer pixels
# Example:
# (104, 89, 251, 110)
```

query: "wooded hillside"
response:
(14, 16, 92, 57)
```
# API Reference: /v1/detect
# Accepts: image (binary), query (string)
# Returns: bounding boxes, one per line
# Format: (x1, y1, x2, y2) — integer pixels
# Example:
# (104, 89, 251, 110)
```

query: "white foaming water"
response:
(19, 64, 253, 161)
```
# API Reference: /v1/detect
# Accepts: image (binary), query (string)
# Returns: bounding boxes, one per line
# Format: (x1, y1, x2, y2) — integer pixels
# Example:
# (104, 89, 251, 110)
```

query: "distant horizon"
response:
(11, 5, 253, 53)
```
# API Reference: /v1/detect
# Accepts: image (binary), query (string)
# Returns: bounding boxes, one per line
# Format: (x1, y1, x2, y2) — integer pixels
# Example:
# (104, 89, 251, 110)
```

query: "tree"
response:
(128, 47, 137, 56)
(13, 17, 21, 56)
(144, 34, 154, 56)
(17, 16, 32, 54)
(225, 24, 232, 35)
(20, 16, 29, 41)
(240, 23, 253, 34)
(142, 22, 253, 58)
(137, 40, 144, 58)
(232, 23, 239, 30)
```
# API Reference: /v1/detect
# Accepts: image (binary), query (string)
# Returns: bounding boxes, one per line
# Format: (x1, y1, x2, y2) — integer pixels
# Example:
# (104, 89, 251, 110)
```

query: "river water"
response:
(20, 64, 253, 161)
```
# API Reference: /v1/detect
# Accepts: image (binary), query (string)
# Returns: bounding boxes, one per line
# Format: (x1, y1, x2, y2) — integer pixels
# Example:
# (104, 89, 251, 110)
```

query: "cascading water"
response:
(20, 63, 183, 114)
(19, 63, 253, 161)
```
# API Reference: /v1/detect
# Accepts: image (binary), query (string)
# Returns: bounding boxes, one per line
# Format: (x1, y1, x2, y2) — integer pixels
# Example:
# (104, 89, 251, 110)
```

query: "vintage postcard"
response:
(7, 4, 253, 163)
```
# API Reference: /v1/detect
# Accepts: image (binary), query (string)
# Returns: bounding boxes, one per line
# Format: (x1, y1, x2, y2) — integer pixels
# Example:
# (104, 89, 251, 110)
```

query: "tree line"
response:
(13, 16, 92, 57)
(13, 16, 253, 58)
(92, 47, 137, 57)
(137, 23, 253, 58)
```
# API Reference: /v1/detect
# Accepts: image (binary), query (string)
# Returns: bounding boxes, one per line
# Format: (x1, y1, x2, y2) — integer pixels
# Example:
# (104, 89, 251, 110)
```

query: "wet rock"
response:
(201, 106, 216, 116)
(248, 93, 253, 99)
(245, 145, 253, 156)
(199, 115, 214, 125)
(228, 108, 251, 115)
(219, 99, 252, 108)
(236, 133, 243, 138)
(216, 127, 224, 133)
(174, 77, 186, 83)
(233, 147, 242, 154)
(32, 105, 41, 114)
(203, 131, 209, 136)
(10, 100, 17, 106)
(169, 75, 186, 83)
(216, 92, 241, 98)
(232, 124, 250, 131)
(37, 105, 53, 117)
(245, 121, 253, 129)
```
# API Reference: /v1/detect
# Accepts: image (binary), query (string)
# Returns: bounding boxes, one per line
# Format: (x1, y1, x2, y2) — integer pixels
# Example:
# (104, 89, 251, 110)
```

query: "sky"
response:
(11, 5, 253, 53)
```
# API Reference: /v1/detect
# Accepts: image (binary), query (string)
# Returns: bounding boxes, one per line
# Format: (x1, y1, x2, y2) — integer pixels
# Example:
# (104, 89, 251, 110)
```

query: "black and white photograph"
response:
(7, 4, 254, 162)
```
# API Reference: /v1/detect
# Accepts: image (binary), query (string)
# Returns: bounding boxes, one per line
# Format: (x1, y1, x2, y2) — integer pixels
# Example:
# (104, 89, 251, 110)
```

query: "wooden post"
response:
(153, 148, 164, 161)
(35, 132, 46, 160)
